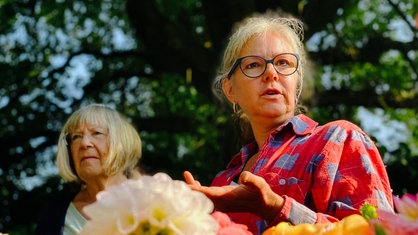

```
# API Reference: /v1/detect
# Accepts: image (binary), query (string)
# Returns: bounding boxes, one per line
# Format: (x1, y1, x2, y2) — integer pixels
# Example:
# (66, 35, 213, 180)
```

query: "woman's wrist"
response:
(264, 192, 285, 224)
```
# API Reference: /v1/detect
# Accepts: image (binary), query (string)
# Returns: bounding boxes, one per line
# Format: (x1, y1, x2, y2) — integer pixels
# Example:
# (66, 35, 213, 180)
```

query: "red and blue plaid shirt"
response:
(211, 114, 393, 235)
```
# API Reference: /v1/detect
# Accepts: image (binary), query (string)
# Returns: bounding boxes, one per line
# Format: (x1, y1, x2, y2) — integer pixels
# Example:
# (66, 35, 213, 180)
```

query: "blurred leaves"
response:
(0, 0, 417, 233)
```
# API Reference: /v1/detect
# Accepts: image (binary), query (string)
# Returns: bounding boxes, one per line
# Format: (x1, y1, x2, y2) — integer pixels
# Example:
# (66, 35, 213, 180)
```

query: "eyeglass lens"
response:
(239, 53, 298, 78)
(67, 129, 108, 146)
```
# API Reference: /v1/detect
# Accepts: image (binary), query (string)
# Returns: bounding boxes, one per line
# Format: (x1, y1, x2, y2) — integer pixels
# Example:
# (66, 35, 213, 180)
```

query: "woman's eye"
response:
(244, 61, 262, 70)
(277, 58, 294, 67)
(247, 62, 259, 69)
(93, 131, 103, 136)
(277, 59, 289, 66)
(71, 134, 81, 140)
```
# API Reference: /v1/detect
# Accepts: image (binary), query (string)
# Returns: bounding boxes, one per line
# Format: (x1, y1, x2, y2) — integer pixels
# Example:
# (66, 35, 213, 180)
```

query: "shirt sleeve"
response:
(268, 195, 340, 226)
(270, 121, 393, 226)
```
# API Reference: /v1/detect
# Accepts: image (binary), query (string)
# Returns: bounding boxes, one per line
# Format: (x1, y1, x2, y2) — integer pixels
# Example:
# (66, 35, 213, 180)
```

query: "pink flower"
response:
(371, 193, 418, 235)
(211, 211, 253, 235)
(394, 193, 418, 220)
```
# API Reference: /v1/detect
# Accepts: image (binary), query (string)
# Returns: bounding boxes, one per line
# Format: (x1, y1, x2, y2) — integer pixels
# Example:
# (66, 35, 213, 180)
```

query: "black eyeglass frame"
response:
(227, 53, 300, 79)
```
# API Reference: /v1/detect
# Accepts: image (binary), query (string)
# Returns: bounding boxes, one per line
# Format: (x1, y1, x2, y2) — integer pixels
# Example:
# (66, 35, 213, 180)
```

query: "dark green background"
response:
(1, 0, 417, 233)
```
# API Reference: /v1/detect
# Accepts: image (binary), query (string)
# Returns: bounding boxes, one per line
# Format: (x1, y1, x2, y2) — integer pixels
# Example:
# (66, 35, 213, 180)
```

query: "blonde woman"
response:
(35, 104, 142, 235)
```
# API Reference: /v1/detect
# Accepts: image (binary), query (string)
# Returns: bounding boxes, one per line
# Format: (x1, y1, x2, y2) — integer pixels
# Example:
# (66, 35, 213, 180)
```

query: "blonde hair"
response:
(56, 104, 142, 183)
(212, 11, 308, 143)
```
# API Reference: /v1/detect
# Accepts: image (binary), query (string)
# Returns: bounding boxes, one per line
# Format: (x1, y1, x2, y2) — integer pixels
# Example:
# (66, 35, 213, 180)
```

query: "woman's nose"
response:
(262, 63, 279, 82)
(80, 134, 93, 147)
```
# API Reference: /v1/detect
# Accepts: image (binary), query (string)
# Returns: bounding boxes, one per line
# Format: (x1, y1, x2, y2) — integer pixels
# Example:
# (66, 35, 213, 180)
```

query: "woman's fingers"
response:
(183, 171, 201, 186)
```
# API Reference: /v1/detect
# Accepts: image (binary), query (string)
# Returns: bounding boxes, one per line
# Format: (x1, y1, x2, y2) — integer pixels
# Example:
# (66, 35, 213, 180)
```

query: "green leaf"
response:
(360, 203, 378, 220)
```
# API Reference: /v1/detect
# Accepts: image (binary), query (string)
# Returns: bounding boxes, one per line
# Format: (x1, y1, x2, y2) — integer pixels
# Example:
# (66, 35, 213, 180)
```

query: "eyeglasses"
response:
(227, 53, 299, 78)
(65, 129, 108, 146)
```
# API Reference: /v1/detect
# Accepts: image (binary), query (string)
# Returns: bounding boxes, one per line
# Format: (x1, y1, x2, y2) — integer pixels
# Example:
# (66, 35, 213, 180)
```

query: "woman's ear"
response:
(222, 78, 235, 103)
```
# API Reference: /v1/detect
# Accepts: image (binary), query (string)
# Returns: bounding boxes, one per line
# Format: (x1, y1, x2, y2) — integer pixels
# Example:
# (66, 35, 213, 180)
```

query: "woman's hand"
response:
(183, 170, 201, 187)
(183, 171, 284, 224)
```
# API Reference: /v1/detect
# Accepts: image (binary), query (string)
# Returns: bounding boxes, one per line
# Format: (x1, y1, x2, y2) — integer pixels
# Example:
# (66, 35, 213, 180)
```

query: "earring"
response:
(233, 103, 239, 113)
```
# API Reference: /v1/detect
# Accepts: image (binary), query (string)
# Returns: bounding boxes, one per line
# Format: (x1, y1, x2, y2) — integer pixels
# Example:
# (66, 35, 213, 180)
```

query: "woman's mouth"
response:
(262, 88, 281, 96)
(81, 156, 99, 162)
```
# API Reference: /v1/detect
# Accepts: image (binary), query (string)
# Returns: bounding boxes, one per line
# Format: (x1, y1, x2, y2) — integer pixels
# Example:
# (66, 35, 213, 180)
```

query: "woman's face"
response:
(69, 124, 109, 181)
(222, 30, 298, 126)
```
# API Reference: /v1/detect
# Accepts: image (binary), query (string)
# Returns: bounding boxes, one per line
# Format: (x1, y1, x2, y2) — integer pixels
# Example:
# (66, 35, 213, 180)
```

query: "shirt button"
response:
(279, 179, 286, 185)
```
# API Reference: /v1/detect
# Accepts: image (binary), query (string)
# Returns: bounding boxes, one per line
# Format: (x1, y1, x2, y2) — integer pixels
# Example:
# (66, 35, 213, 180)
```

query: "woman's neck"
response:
(76, 173, 128, 203)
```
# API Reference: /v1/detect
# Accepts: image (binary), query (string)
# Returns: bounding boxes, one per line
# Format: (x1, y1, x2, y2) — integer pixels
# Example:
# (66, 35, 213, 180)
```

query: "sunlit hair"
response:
(56, 104, 142, 183)
(212, 10, 307, 143)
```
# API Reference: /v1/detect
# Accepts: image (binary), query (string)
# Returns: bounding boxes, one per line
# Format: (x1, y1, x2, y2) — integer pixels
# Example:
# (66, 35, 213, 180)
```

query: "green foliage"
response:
(360, 203, 378, 220)
(137, 73, 228, 183)
(0, 0, 417, 234)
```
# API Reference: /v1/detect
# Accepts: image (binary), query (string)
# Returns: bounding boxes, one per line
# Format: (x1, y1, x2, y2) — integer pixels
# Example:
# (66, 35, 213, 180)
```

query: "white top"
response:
(63, 202, 87, 235)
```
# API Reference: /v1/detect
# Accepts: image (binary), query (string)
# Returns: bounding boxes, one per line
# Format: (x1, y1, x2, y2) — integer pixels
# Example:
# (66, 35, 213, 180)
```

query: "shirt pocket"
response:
(263, 172, 309, 204)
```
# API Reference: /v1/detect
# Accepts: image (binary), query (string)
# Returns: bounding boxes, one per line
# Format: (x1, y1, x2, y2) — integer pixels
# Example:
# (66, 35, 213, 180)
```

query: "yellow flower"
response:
(263, 214, 372, 235)
(263, 222, 325, 235)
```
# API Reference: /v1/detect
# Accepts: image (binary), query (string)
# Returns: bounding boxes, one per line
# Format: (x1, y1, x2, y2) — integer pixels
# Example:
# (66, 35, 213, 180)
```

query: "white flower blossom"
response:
(79, 173, 218, 235)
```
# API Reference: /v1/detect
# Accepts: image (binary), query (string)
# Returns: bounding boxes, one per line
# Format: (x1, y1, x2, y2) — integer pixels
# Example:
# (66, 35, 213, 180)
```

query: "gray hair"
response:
(212, 11, 308, 143)
(212, 11, 306, 110)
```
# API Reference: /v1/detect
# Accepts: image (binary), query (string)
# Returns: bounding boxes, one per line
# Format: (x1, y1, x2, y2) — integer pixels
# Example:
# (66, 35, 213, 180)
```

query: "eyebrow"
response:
(72, 126, 107, 133)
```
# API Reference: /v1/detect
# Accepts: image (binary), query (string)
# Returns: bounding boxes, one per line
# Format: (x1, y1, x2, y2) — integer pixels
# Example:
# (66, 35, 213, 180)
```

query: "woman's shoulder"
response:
(294, 114, 365, 135)
(39, 190, 77, 214)
(315, 119, 374, 146)
(319, 119, 364, 133)
(35, 189, 77, 235)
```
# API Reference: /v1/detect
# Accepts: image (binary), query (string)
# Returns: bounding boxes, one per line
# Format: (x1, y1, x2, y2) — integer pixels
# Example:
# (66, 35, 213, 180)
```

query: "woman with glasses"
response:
(35, 104, 142, 235)
(184, 11, 393, 235)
